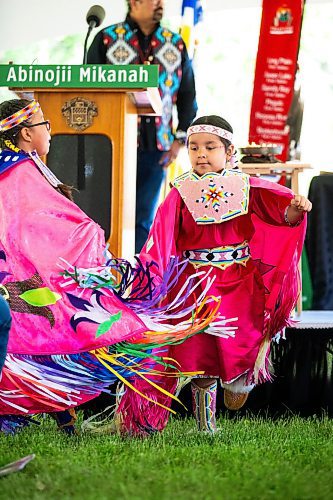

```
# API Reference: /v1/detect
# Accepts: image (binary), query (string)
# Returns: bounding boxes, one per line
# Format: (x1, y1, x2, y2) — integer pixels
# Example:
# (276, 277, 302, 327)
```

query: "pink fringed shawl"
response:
(0, 159, 146, 414)
(0, 160, 146, 355)
(140, 174, 307, 382)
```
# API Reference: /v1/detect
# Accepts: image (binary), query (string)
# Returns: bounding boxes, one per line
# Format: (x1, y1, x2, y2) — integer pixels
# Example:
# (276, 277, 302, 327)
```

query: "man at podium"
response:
(87, 0, 197, 252)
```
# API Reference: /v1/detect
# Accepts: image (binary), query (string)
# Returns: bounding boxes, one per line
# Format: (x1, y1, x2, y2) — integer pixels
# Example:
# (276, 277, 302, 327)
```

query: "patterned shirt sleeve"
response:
(176, 41, 198, 133)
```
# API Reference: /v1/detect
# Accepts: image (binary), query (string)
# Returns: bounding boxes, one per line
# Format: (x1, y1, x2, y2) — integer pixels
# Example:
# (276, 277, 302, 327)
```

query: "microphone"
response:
(83, 5, 106, 64)
(86, 5, 105, 29)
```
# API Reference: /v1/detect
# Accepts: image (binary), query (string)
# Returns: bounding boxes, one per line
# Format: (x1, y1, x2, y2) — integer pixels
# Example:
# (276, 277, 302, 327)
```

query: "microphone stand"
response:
(83, 25, 94, 64)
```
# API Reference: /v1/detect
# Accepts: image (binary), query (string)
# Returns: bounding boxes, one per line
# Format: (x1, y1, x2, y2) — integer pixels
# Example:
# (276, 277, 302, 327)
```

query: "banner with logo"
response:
(249, 0, 305, 161)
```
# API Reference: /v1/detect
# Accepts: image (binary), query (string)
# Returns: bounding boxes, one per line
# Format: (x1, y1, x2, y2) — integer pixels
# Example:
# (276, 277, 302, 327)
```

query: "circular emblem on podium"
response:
(62, 97, 98, 131)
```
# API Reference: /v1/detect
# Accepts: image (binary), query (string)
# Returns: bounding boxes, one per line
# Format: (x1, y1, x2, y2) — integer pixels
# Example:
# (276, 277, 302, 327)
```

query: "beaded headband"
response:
(187, 124, 233, 143)
(0, 100, 40, 132)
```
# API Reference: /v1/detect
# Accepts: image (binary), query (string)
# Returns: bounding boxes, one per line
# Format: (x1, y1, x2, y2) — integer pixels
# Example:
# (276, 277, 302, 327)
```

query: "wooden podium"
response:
(19, 85, 162, 260)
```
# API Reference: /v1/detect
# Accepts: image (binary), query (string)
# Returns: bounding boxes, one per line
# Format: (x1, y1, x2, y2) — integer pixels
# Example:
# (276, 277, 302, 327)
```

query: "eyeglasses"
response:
(25, 120, 51, 131)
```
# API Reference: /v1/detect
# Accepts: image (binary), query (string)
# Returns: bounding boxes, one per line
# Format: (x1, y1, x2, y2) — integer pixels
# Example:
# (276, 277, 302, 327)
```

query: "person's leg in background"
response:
(0, 295, 11, 372)
(135, 150, 166, 254)
(49, 409, 78, 435)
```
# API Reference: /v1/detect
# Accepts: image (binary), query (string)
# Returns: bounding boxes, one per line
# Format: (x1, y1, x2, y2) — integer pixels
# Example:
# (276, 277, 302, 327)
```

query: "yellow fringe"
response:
(94, 350, 177, 414)
(253, 333, 271, 384)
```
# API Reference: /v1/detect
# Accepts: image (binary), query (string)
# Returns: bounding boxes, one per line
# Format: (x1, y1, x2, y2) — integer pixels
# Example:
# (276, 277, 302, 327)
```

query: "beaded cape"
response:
(173, 170, 250, 224)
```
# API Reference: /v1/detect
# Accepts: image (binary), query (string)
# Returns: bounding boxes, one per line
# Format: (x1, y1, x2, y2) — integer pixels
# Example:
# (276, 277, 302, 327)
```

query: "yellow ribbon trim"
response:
(95, 349, 177, 414)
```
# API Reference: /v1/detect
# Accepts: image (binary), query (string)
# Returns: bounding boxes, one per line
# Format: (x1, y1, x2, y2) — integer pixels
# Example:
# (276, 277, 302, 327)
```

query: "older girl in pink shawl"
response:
(0, 99, 150, 428)
(124, 115, 312, 433)
(0, 100, 217, 435)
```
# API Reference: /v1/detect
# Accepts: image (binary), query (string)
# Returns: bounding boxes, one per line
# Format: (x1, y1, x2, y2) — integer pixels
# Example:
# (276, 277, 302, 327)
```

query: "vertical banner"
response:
(180, 0, 204, 60)
(249, 0, 304, 161)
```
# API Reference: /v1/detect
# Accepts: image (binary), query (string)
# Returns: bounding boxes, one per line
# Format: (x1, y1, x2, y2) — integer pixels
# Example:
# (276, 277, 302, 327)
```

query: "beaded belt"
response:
(183, 241, 250, 270)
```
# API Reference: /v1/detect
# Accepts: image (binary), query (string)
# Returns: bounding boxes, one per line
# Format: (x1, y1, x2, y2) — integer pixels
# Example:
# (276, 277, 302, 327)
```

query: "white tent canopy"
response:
(1, 0, 331, 52)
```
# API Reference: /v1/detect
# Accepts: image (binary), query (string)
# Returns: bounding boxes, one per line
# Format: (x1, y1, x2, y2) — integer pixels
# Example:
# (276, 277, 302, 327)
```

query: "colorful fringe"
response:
(0, 414, 39, 435)
(62, 256, 234, 345)
(1, 257, 229, 423)
(115, 376, 178, 436)
(1, 348, 176, 415)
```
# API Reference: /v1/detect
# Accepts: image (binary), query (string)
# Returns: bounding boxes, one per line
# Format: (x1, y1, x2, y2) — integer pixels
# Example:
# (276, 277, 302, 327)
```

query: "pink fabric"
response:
(116, 376, 177, 435)
(0, 160, 146, 356)
(139, 174, 306, 384)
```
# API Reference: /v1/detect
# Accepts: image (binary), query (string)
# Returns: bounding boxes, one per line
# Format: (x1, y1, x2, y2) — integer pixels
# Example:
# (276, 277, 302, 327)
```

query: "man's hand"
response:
(159, 140, 183, 168)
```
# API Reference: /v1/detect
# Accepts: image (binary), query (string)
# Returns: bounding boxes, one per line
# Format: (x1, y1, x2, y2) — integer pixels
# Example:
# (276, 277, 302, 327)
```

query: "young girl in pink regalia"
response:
(0, 100, 221, 435)
(134, 114, 312, 433)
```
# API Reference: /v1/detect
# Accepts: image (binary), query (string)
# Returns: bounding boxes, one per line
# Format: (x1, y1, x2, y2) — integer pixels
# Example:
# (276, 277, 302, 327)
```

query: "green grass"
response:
(1, 414, 333, 499)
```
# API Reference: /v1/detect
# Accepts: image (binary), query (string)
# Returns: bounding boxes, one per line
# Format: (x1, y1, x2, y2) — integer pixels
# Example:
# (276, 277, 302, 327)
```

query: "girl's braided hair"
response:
(0, 98, 32, 150)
